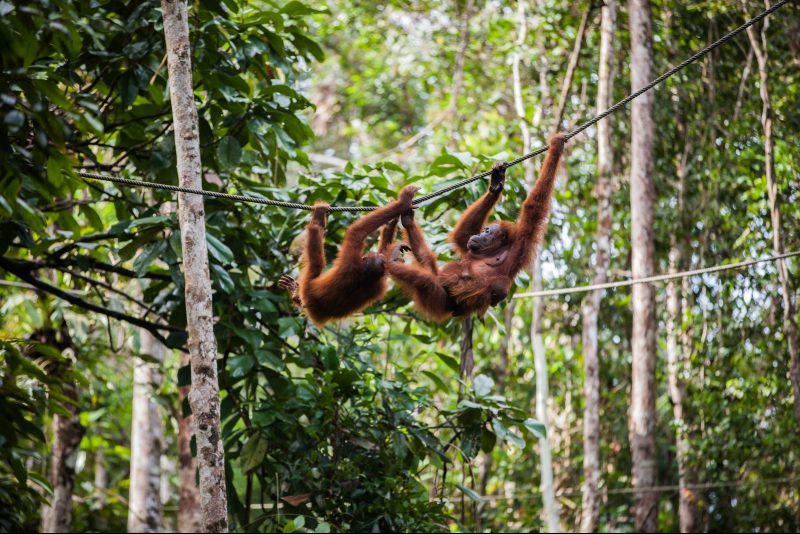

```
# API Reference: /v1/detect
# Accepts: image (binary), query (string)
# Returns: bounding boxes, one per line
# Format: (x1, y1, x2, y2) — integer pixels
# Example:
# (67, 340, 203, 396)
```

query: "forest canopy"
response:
(1, 0, 798, 532)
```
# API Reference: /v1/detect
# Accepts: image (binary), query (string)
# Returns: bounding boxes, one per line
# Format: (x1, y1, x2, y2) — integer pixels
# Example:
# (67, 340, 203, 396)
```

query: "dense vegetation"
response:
(1, 0, 798, 532)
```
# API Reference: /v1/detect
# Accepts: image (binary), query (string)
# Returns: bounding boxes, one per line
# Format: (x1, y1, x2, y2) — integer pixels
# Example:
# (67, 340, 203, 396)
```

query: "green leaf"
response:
(460, 426, 481, 459)
(217, 136, 242, 168)
(293, 32, 325, 62)
(480, 428, 497, 453)
(256, 350, 285, 372)
(281, 1, 328, 15)
(126, 215, 171, 231)
(456, 484, 483, 503)
(505, 431, 525, 449)
(434, 352, 460, 373)
(229, 354, 255, 378)
(133, 240, 167, 276)
(429, 153, 469, 176)
(78, 204, 104, 231)
(523, 418, 547, 439)
(240, 432, 269, 474)
(472, 374, 494, 397)
(491, 418, 508, 440)
(206, 233, 234, 265)
(458, 399, 487, 410)
(45, 157, 64, 187)
(422, 370, 450, 393)
(321, 345, 339, 370)
(211, 263, 235, 293)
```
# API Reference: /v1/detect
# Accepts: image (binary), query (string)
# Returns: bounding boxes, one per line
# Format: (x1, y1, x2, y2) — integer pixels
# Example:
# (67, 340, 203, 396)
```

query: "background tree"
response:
(1, 0, 799, 532)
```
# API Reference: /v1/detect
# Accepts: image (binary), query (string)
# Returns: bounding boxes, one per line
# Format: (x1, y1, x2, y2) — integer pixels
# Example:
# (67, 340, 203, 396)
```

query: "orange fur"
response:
(387, 134, 566, 322)
(294, 187, 414, 326)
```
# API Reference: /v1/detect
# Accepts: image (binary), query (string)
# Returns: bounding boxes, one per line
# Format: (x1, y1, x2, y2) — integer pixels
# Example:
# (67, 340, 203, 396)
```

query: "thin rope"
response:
(512, 250, 800, 299)
(72, 1, 789, 212)
(441, 476, 799, 503)
(414, 0, 789, 204)
(72, 170, 377, 212)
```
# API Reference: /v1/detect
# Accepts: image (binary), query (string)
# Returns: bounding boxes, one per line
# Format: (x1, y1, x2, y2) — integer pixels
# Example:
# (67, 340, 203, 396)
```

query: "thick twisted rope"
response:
(73, 170, 372, 212)
(75, 0, 789, 212)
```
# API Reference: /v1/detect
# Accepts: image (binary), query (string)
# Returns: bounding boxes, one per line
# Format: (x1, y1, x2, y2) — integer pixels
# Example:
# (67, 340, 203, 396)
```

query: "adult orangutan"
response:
(386, 133, 566, 321)
(279, 185, 417, 325)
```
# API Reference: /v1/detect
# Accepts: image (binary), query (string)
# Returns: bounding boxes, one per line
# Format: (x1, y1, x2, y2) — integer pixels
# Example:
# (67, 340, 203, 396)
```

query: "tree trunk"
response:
(526, 1, 560, 528)
(666, 102, 702, 531)
(746, 13, 800, 428)
(533, 257, 560, 533)
(628, 0, 658, 531)
(128, 329, 166, 533)
(160, 0, 228, 531)
(94, 447, 107, 507)
(41, 382, 83, 533)
(579, 2, 616, 531)
(459, 317, 475, 393)
(178, 351, 202, 533)
(667, 240, 703, 533)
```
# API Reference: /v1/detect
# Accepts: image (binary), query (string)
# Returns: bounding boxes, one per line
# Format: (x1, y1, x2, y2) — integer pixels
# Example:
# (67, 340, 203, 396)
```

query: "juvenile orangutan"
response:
(279, 186, 417, 325)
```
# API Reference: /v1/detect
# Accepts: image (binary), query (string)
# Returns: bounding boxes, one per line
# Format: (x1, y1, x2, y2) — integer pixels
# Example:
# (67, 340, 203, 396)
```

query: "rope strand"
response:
(73, 0, 788, 211)
(512, 250, 800, 299)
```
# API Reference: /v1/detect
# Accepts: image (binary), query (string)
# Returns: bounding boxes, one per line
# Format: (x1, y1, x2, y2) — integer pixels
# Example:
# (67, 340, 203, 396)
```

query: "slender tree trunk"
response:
(497, 301, 515, 397)
(529, 3, 592, 529)
(177, 351, 202, 532)
(448, 0, 474, 138)
(511, 0, 531, 182)
(160, 1, 228, 530)
(479, 0, 527, 485)
(579, 2, 616, 531)
(459, 317, 475, 391)
(41, 382, 83, 533)
(94, 447, 107, 507)
(533, 257, 560, 533)
(746, 13, 800, 428)
(128, 329, 166, 533)
(666, 136, 702, 533)
(628, 0, 658, 531)
(526, 1, 562, 528)
(553, 5, 592, 130)
(667, 243, 702, 533)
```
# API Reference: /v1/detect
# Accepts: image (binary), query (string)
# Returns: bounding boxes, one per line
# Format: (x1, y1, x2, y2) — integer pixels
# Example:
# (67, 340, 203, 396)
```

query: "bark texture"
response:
(628, 0, 658, 531)
(41, 382, 83, 533)
(178, 350, 202, 533)
(667, 241, 702, 533)
(128, 329, 166, 533)
(160, 0, 228, 530)
(746, 15, 800, 428)
(579, 2, 616, 531)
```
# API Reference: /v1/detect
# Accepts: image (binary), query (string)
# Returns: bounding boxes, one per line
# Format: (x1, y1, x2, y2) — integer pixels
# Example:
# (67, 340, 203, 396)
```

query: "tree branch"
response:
(553, 3, 593, 131)
(49, 231, 136, 259)
(59, 257, 172, 281)
(0, 257, 180, 346)
(54, 267, 156, 317)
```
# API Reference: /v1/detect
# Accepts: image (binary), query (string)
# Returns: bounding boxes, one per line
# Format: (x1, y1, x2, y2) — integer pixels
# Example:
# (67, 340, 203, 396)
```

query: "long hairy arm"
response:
(507, 134, 566, 275)
(401, 210, 438, 274)
(449, 163, 506, 255)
